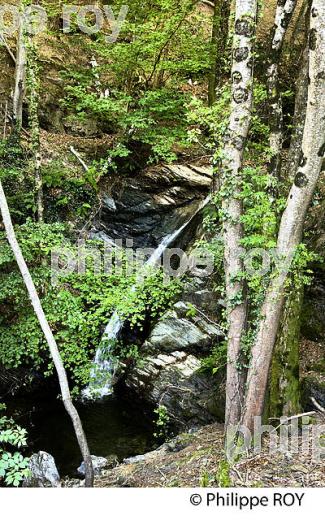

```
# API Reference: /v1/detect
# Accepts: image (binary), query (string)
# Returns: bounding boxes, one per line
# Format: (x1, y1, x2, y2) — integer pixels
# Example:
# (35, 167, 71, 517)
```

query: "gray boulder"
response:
(77, 455, 108, 476)
(125, 351, 225, 426)
(24, 451, 60, 488)
(143, 301, 223, 356)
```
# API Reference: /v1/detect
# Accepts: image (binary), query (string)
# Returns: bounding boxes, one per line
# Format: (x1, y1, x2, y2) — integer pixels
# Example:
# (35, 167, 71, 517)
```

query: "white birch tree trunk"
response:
(27, 39, 43, 222)
(0, 181, 94, 486)
(12, 18, 26, 131)
(218, 0, 258, 427)
(242, 0, 325, 432)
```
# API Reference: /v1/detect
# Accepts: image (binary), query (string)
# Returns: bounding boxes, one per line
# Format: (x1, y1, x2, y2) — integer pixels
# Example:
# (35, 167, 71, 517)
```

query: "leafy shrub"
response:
(0, 222, 181, 392)
(0, 404, 30, 487)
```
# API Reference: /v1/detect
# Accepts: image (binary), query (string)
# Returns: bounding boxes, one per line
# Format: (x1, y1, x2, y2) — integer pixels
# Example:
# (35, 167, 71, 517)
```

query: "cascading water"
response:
(82, 195, 211, 399)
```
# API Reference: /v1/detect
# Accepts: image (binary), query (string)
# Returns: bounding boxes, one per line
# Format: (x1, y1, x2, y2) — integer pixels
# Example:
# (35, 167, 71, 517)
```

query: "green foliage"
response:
(153, 405, 170, 440)
(0, 140, 35, 220)
(201, 342, 227, 375)
(289, 244, 320, 289)
(60, 0, 211, 165)
(186, 85, 231, 153)
(41, 160, 98, 221)
(0, 404, 30, 487)
(200, 470, 213, 487)
(0, 222, 181, 392)
(216, 459, 231, 487)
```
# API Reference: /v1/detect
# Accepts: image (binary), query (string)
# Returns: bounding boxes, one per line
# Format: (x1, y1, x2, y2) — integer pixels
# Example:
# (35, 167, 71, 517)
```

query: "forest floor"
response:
(76, 414, 325, 488)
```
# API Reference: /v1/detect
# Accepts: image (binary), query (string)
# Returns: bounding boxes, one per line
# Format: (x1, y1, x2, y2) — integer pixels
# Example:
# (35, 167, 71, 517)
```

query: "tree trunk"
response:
(269, 283, 302, 418)
(0, 181, 94, 486)
(267, 0, 297, 183)
(27, 40, 43, 222)
(208, 0, 230, 106)
(242, 0, 325, 433)
(286, 42, 309, 179)
(217, 0, 258, 427)
(12, 19, 26, 132)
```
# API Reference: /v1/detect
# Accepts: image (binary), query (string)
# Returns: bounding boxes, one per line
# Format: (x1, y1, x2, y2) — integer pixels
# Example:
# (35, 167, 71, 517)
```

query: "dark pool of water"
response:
(5, 389, 155, 477)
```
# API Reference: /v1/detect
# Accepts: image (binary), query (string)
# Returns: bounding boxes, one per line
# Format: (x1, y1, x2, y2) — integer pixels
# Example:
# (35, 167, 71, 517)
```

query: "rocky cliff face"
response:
(92, 162, 227, 427)
(94, 163, 212, 248)
(125, 298, 225, 427)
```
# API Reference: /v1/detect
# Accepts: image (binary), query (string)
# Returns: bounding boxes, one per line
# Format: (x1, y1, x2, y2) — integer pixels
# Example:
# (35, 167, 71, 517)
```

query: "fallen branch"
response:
(270, 411, 317, 430)
(311, 397, 325, 414)
(0, 34, 16, 64)
(70, 146, 89, 172)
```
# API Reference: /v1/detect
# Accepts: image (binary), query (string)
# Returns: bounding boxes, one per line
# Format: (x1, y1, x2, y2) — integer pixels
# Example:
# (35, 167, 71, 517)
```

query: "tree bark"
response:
(0, 181, 94, 486)
(242, 0, 325, 433)
(217, 0, 258, 427)
(27, 40, 43, 222)
(286, 42, 309, 179)
(269, 283, 302, 418)
(12, 19, 26, 132)
(267, 0, 297, 183)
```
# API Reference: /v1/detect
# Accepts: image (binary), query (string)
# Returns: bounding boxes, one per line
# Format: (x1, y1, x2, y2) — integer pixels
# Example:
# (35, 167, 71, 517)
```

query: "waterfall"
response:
(82, 195, 211, 399)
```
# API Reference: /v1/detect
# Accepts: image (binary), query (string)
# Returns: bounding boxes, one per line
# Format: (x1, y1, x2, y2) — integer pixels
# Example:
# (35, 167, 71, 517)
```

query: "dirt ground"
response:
(81, 415, 325, 488)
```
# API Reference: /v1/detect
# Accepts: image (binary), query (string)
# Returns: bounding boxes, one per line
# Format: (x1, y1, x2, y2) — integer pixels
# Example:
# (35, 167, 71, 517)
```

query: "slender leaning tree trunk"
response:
(242, 0, 325, 433)
(12, 18, 26, 132)
(0, 181, 94, 486)
(27, 40, 43, 222)
(218, 0, 258, 427)
(267, 0, 297, 182)
(286, 41, 309, 179)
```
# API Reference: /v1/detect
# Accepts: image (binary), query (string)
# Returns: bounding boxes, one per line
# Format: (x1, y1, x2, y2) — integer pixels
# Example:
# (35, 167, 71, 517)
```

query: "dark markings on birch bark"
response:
(233, 87, 249, 103)
(233, 47, 249, 62)
(235, 17, 255, 37)
(299, 153, 307, 167)
(281, 11, 292, 28)
(232, 135, 245, 150)
(232, 71, 243, 83)
(309, 28, 317, 49)
(294, 172, 309, 187)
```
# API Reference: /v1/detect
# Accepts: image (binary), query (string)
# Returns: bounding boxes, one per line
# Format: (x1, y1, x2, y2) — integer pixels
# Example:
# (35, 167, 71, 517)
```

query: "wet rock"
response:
(77, 455, 109, 476)
(123, 454, 147, 464)
(125, 351, 225, 427)
(24, 451, 60, 488)
(103, 195, 117, 212)
(142, 301, 223, 356)
(96, 164, 212, 248)
(62, 478, 85, 488)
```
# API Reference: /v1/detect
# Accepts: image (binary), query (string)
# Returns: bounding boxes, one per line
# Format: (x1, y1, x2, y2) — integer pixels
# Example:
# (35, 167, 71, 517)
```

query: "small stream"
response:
(4, 388, 155, 477)
(1, 179, 211, 479)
